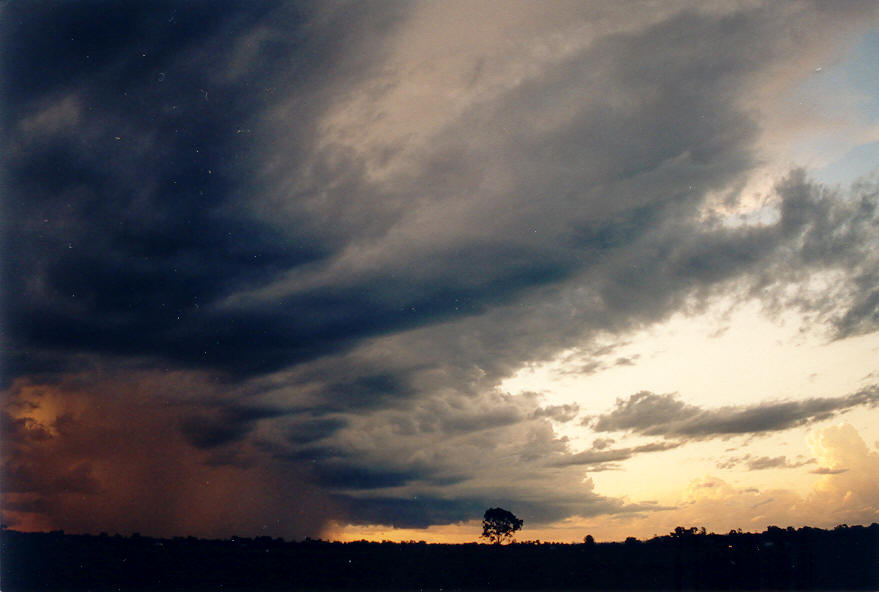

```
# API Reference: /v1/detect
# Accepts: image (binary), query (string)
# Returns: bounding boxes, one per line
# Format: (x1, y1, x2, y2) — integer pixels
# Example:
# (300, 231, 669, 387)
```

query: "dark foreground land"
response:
(2, 524, 877, 591)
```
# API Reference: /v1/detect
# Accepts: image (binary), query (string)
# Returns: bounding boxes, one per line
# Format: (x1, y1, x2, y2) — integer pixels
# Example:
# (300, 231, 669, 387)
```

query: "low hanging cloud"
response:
(588, 387, 879, 439)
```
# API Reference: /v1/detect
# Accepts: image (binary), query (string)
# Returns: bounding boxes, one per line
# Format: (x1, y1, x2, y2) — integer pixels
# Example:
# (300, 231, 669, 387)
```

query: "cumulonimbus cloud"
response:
(3, 1, 879, 536)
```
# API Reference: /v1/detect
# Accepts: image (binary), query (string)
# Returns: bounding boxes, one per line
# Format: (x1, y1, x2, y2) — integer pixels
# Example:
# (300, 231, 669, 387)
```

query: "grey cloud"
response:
(313, 463, 423, 491)
(8, 1, 875, 391)
(552, 448, 637, 467)
(579, 464, 623, 473)
(332, 484, 658, 529)
(2, 2, 410, 381)
(436, 406, 525, 434)
(574, 361, 606, 376)
(262, 390, 647, 527)
(591, 386, 879, 439)
(718, 454, 815, 471)
(256, 3, 879, 516)
(180, 405, 289, 449)
(180, 416, 252, 450)
(746, 456, 811, 471)
(394, 392, 532, 436)
(752, 498, 774, 510)
(716, 458, 738, 470)
(550, 441, 682, 468)
(331, 495, 486, 529)
(563, 353, 639, 378)
(531, 403, 580, 422)
(288, 417, 348, 445)
(5, 0, 879, 535)
(589, 391, 699, 432)
(810, 467, 849, 475)
(219, 6, 800, 377)
(759, 172, 879, 339)
(321, 373, 416, 410)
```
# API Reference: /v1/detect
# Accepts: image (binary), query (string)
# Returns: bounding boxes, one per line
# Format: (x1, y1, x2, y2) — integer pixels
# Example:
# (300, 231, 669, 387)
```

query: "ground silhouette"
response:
(2, 523, 877, 590)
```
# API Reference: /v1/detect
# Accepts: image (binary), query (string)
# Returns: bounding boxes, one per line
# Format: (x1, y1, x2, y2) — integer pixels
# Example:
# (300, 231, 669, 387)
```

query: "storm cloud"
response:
(3, 1, 879, 536)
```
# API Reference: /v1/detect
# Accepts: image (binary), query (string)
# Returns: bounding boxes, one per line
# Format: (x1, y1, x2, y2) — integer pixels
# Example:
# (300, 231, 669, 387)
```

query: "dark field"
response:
(2, 524, 877, 591)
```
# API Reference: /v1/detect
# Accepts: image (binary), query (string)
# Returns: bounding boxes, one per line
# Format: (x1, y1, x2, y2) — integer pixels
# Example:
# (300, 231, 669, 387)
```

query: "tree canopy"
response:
(481, 507, 523, 544)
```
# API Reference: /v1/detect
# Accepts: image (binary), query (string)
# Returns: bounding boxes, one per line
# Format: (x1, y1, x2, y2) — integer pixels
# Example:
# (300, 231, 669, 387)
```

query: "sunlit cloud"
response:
(588, 386, 879, 439)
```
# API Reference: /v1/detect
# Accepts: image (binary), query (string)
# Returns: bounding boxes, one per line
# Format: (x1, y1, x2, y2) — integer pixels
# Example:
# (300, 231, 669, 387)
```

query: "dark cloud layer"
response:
(180, 405, 289, 449)
(3, 2, 879, 536)
(2, 2, 407, 379)
(9, 3, 875, 383)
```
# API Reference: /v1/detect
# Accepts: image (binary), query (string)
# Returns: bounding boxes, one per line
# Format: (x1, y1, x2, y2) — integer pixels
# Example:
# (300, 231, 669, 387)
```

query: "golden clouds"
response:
(592, 422, 879, 541)
(808, 423, 879, 522)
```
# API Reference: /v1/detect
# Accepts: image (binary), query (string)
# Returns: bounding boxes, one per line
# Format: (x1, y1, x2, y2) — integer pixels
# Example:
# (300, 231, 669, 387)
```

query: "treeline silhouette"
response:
(2, 523, 877, 590)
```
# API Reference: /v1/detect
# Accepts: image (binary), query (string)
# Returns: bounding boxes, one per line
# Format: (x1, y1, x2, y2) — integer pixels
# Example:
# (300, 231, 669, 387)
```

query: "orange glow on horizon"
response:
(325, 520, 620, 545)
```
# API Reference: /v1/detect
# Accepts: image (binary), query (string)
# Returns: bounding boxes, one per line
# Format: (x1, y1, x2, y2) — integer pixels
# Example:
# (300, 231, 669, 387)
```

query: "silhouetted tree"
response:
(670, 526, 704, 539)
(481, 507, 523, 544)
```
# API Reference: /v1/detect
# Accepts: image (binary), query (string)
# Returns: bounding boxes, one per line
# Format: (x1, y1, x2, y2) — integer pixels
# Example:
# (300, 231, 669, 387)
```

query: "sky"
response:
(2, 1, 879, 543)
